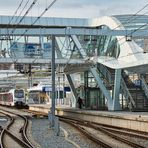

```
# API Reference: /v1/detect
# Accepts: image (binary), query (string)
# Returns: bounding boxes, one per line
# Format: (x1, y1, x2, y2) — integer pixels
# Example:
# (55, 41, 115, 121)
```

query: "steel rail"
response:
(1, 129, 32, 148)
(0, 108, 34, 148)
(60, 118, 112, 148)
(58, 116, 145, 148)
(17, 114, 34, 148)
(57, 115, 148, 139)
(22, 109, 148, 140)
(23, 109, 148, 147)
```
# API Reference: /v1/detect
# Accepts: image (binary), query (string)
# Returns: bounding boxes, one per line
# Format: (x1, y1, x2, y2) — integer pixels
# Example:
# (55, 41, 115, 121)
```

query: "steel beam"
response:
(90, 67, 113, 110)
(66, 74, 78, 107)
(0, 28, 147, 37)
(55, 37, 64, 59)
(112, 69, 121, 110)
(0, 58, 86, 64)
(71, 35, 88, 58)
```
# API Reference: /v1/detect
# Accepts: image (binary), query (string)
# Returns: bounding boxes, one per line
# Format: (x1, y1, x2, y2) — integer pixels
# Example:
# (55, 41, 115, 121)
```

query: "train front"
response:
(14, 89, 26, 107)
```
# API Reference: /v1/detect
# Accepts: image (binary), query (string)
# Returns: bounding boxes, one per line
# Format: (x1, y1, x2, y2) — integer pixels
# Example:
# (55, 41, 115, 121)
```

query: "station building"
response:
(0, 14, 148, 111)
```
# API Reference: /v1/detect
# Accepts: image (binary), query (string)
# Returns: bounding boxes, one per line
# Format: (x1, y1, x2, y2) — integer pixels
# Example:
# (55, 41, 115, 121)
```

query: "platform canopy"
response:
(0, 14, 147, 72)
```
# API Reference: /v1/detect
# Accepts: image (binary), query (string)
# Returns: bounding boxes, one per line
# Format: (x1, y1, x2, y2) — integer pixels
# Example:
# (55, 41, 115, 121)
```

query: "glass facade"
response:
(56, 37, 81, 59)
(79, 35, 120, 58)
(57, 33, 120, 110)
(57, 32, 120, 60)
(83, 71, 106, 110)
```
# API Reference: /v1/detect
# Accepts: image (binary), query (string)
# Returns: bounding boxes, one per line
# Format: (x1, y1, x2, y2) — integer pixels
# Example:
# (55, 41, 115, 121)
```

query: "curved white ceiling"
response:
(91, 15, 148, 71)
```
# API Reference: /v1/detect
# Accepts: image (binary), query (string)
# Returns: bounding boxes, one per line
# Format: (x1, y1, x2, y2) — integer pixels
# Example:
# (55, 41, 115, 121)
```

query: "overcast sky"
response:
(0, 0, 147, 18)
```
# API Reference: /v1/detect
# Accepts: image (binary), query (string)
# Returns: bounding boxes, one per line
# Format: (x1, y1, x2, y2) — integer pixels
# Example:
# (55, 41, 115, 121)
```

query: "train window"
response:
(14, 90, 24, 98)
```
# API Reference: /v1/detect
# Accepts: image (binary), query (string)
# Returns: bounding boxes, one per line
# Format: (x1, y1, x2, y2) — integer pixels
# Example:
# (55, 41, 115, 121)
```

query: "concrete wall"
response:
(56, 109, 148, 132)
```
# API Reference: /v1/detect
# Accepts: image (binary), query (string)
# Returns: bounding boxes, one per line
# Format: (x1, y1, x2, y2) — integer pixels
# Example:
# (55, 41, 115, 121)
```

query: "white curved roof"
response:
(91, 15, 148, 72)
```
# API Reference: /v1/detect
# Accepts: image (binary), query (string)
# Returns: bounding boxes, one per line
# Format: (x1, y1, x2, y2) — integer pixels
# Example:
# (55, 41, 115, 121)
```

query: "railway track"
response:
(58, 116, 148, 148)
(0, 108, 34, 148)
(61, 118, 112, 148)
(22, 109, 148, 147)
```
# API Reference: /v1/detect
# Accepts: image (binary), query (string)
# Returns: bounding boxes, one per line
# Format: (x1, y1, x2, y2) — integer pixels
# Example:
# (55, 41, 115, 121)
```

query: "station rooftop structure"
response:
(0, 14, 148, 111)
(0, 14, 147, 70)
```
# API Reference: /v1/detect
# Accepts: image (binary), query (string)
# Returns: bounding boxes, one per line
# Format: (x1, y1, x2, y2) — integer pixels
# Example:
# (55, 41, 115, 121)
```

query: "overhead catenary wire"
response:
(5, 0, 25, 62)
(17, 1, 59, 66)
(102, 4, 148, 48)
(12, 0, 57, 42)
(8, 0, 30, 52)
(6, 0, 25, 37)
(8, 1, 148, 50)
(8, 0, 24, 24)
(106, 3, 148, 32)
(25, 0, 58, 64)
(32, 0, 57, 25)
(5, 0, 38, 63)
(17, 0, 38, 25)
(92, 4, 148, 64)
(10, 0, 57, 62)
(13, 0, 30, 25)
(118, 20, 148, 47)
(73, 4, 148, 67)
(12, 0, 38, 34)
(5, 1, 148, 65)
(95, 4, 148, 49)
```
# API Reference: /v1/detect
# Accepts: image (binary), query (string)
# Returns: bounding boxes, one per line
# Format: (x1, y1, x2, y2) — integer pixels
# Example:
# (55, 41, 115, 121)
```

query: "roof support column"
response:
(71, 35, 87, 59)
(39, 36, 44, 55)
(90, 67, 113, 110)
(112, 69, 121, 110)
(66, 74, 78, 107)
(55, 37, 64, 58)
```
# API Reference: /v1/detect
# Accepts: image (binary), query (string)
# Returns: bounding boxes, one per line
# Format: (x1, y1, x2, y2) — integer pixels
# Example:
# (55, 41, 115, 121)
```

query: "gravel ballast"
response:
(31, 118, 99, 148)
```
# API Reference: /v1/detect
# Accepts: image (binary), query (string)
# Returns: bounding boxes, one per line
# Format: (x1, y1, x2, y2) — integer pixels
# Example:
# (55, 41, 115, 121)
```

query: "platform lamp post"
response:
(49, 35, 60, 136)
(51, 35, 56, 128)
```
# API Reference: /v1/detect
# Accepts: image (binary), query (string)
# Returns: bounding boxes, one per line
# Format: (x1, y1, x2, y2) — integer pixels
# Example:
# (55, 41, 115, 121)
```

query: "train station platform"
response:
(29, 104, 70, 113)
(29, 104, 148, 133)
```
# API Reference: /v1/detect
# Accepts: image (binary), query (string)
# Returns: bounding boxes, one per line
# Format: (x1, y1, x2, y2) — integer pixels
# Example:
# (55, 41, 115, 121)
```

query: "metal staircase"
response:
(97, 63, 114, 88)
(97, 64, 136, 110)
(141, 76, 148, 98)
(94, 63, 148, 111)
(120, 78, 136, 110)
(123, 75, 148, 111)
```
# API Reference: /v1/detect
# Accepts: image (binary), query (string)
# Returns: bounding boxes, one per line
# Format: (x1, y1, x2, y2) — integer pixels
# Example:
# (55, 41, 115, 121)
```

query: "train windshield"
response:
(14, 90, 24, 98)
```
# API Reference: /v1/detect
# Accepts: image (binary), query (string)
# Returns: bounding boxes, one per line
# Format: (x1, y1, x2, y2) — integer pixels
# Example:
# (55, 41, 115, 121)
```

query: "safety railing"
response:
(141, 76, 148, 98)
(98, 64, 114, 85)
(120, 77, 136, 109)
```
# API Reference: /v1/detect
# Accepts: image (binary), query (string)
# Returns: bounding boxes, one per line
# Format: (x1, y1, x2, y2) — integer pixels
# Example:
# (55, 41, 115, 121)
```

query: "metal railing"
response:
(98, 64, 114, 85)
(120, 77, 136, 109)
(141, 76, 148, 98)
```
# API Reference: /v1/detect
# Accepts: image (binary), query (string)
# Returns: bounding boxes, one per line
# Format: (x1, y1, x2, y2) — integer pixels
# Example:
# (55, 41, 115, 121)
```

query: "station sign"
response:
(64, 87, 71, 92)
(42, 86, 51, 92)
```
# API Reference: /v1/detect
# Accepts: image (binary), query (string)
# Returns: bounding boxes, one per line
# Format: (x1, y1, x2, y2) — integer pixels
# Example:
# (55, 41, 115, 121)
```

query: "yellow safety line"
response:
(60, 127, 81, 148)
